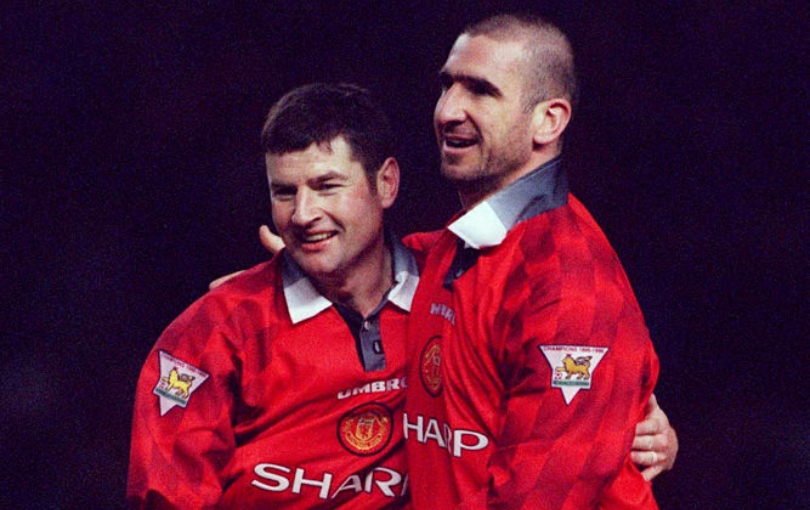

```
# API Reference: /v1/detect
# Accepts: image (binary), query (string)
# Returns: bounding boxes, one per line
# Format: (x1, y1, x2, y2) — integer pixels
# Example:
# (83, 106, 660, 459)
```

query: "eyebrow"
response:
(270, 170, 349, 190)
(309, 171, 349, 185)
(438, 70, 502, 98)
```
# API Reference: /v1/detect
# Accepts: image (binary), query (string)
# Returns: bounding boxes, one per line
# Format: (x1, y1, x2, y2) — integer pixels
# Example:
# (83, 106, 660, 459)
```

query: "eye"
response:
(467, 78, 498, 97)
(317, 181, 342, 193)
(270, 186, 295, 201)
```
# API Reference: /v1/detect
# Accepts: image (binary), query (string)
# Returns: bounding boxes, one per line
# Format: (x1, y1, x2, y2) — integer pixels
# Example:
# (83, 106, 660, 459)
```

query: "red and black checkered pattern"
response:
(405, 194, 659, 509)
(128, 256, 410, 509)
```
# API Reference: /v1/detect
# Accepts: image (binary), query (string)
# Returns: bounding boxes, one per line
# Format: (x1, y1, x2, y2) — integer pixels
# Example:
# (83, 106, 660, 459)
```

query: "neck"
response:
(317, 241, 394, 318)
(457, 150, 560, 210)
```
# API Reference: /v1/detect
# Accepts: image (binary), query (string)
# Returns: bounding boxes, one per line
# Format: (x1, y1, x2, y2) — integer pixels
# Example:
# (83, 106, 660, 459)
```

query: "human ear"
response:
(532, 98, 572, 146)
(375, 157, 400, 209)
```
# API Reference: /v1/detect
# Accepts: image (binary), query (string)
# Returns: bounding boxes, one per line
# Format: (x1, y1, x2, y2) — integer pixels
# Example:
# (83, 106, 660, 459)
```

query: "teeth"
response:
(446, 138, 476, 148)
(304, 233, 332, 242)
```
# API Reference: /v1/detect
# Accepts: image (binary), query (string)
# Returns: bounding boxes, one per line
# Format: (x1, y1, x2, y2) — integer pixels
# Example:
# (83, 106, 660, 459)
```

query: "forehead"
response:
(266, 136, 363, 181)
(442, 34, 527, 90)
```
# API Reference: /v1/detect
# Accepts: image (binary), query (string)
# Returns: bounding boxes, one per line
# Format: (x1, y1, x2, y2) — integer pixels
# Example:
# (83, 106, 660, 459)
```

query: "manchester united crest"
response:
(338, 403, 393, 456)
(420, 336, 443, 397)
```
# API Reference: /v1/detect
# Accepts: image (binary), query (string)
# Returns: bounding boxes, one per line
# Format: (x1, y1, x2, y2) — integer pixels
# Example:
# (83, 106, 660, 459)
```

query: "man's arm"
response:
(128, 300, 237, 509)
(457, 214, 661, 509)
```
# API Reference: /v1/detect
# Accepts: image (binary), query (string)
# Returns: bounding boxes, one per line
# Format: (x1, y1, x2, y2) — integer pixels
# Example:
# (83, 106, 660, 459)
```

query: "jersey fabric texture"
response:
(404, 158, 660, 510)
(128, 235, 419, 509)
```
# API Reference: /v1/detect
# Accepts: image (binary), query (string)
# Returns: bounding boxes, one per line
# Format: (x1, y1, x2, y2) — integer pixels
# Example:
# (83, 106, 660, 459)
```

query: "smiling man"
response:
(403, 13, 663, 509)
(127, 83, 417, 509)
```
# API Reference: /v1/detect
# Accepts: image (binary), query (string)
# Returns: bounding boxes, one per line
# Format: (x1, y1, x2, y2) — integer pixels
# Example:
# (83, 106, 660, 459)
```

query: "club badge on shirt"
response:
(539, 345, 608, 405)
(338, 403, 393, 456)
(153, 350, 209, 416)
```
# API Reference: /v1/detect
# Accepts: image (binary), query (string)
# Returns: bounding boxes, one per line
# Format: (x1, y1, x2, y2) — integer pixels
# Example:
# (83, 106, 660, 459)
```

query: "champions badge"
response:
(419, 336, 443, 397)
(153, 351, 209, 416)
(338, 403, 393, 456)
(539, 345, 608, 405)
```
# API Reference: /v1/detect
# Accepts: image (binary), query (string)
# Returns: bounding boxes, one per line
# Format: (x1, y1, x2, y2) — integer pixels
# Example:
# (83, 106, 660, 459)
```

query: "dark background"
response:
(2, 1, 806, 508)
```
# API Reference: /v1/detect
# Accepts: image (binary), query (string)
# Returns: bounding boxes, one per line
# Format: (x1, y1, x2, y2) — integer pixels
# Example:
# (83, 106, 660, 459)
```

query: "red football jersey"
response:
(128, 240, 419, 509)
(404, 162, 659, 509)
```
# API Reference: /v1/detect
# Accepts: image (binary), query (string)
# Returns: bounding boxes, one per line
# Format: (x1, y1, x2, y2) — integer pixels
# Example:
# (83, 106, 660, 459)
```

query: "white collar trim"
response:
(448, 201, 508, 249)
(282, 234, 419, 324)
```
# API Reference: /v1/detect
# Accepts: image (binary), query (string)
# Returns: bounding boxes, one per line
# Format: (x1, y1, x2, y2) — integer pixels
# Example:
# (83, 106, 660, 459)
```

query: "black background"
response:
(2, 1, 806, 508)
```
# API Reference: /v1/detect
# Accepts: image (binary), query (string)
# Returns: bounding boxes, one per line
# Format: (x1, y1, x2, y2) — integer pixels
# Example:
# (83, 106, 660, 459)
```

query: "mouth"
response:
(441, 128, 479, 152)
(295, 231, 337, 253)
(300, 232, 336, 244)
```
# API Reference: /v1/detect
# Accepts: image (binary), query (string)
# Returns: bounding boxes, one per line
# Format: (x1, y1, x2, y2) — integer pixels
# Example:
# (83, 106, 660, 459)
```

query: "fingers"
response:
(208, 225, 282, 290)
(209, 270, 245, 290)
(635, 394, 669, 436)
(632, 433, 660, 452)
(639, 464, 663, 482)
(648, 393, 659, 412)
(259, 225, 285, 255)
(632, 449, 664, 467)
(632, 394, 678, 480)
(662, 423, 679, 471)
(632, 430, 678, 482)
(635, 415, 664, 436)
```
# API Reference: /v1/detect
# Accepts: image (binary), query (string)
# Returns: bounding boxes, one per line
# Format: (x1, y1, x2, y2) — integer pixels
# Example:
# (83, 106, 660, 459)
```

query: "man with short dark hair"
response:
(128, 83, 416, 509)
(403, 13, 663, 508)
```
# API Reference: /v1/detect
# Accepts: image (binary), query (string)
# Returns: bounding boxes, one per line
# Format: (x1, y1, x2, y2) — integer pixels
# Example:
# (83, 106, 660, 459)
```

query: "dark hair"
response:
(261, 83, 396, 182)
(464, 13, 578, 111)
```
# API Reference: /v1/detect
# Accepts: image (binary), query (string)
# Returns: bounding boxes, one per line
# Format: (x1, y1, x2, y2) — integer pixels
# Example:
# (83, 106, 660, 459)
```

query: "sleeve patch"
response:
(539, 345, 608, 405)
(153, 350, 210, 416)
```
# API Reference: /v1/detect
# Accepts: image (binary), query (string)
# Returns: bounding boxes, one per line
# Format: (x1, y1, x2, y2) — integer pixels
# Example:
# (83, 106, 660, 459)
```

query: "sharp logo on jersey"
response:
(539, 345, 608, 404)
(153, 351, 209, 416)
(419, 336, 443, 397)
(403, 413, 489, 458)
(252, 463, 408, 501)
(338, 403, 393, 456)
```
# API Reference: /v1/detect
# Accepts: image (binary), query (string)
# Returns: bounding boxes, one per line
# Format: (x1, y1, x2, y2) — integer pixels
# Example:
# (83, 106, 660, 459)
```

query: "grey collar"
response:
(281, 230, 419, 324)
(448, 157, 568, 249)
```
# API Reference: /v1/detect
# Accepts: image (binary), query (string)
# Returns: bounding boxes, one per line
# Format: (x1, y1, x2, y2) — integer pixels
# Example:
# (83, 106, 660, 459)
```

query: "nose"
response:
(434, 84, 466, 127)
(291, 190, 321, 226)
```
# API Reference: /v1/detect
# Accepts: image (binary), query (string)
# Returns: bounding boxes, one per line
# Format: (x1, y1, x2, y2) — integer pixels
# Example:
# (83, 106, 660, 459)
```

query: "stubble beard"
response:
(442, 159, 498, 202)
(441, 147, 528, 204)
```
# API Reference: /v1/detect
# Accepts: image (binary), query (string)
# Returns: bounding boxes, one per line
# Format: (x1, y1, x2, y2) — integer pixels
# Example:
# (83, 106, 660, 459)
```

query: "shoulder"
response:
(513, 196, 617, 263)
(162, 258, 282, 341)
(493, 197, 632, 303)
(403, 230, 444, 269)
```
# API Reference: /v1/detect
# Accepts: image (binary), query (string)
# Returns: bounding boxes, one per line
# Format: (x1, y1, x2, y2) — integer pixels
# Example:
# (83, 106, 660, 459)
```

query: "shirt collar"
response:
(448, 157, 568, 249)
(282, 229, 420, 324)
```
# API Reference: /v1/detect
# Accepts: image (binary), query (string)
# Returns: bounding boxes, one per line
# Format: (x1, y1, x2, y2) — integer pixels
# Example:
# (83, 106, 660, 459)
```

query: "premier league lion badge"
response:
(153, 351, 209, 416)
(539, 345, 608, 404)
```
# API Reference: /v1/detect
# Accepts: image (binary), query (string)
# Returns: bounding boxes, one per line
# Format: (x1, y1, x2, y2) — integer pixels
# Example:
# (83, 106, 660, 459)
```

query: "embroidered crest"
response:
(338, 403, 393, 456)
(153, 351, 209, 416)
(539, 345, 608, 404)
(419, 336, 443, 397)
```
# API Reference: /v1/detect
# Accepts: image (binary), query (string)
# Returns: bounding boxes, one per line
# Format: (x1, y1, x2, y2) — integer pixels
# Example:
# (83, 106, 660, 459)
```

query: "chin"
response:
(441, 163, 474, 182)
(442, 163, 489, 184)
(289, 252, 329, 274)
